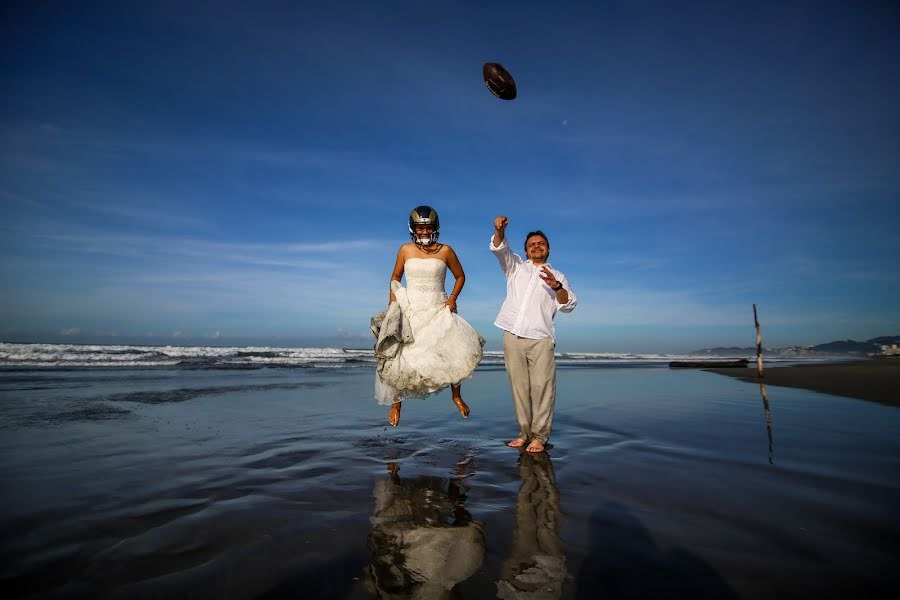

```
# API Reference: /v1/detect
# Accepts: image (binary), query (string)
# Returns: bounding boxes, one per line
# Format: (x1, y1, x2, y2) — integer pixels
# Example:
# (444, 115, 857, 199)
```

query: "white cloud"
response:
(65, 198, 208, 229)
(567, 287, 750, 327)
(336, 327, 370, 341)
(30, 231, 390, 268)
(606, 255, 671, 271)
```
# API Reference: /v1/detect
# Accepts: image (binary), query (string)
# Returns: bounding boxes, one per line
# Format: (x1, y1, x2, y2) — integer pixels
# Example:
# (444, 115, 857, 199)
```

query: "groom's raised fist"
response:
(494, 216, 508, 230)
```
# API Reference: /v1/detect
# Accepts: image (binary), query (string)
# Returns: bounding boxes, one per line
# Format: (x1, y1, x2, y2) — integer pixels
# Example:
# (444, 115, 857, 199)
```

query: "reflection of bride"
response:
(497, 452, 567, 599)
(364, 462, 486, 599)
(371, 205, 484, 427)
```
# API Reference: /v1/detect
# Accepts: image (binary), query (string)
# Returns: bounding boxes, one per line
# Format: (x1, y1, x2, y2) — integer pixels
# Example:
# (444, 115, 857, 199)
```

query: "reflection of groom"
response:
(491, 215, 577, 453)
(497, 452, 567, 599)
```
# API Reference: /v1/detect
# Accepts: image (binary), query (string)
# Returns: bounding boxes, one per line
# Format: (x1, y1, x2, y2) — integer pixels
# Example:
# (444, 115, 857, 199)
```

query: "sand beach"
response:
(707, 358, 900, 407)
(1, 359, 898, 598)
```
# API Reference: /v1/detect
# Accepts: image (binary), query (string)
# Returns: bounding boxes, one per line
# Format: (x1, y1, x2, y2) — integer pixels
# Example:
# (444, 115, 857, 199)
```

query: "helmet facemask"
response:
(408, 205, 440, 246)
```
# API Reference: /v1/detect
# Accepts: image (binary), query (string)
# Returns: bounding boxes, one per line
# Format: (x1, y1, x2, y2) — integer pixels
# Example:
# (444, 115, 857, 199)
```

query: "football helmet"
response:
(408, 205, 440, 245)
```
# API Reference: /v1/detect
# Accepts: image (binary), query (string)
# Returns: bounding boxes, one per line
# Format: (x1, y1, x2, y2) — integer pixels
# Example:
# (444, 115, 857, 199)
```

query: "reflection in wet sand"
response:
(497, 452, 567, 599)
(364, 461, 485, 599)
(760, 383, 774, 464)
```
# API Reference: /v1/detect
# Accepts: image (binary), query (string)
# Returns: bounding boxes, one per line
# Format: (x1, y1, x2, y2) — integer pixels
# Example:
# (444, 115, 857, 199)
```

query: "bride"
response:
(373, 205, 484, 426)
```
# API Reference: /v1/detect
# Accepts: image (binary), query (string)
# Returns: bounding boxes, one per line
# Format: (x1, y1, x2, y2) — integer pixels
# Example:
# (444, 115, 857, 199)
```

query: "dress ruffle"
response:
(373, 258, 484, 405)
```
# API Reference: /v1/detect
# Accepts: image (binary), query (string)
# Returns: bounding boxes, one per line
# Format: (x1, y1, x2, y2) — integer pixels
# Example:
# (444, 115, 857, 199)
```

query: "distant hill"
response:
(692, 335, 900, 357)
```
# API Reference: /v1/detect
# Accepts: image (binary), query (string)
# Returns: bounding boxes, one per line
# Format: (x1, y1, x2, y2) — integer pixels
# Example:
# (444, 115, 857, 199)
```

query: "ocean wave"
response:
(0, 343, 376, 369)
(0, 342, 842, 370)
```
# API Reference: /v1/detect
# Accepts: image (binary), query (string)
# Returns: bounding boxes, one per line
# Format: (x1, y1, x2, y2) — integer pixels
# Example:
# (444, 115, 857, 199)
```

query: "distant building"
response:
(878, 344, 900, 357)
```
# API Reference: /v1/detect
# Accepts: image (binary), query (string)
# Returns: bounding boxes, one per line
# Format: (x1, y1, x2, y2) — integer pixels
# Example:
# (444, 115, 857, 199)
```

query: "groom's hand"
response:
(493, 215, 508, 246)
(539, 266, 560, 288)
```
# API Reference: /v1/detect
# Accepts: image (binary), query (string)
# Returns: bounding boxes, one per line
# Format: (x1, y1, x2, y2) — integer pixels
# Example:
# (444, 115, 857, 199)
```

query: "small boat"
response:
(669, 359, 749, 369)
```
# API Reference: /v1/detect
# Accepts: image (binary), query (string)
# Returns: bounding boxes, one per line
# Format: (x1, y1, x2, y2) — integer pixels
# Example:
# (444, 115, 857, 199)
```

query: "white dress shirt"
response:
(490, 236, 577, 341)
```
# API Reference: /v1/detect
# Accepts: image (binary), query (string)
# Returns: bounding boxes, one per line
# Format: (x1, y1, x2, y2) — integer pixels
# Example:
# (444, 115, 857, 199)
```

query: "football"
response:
(483, 62, 517, 100)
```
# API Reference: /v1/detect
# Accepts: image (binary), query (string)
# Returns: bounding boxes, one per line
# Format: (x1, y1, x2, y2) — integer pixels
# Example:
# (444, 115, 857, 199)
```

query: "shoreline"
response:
(2, 362, 899, 597)
(705, 358, 900, 407)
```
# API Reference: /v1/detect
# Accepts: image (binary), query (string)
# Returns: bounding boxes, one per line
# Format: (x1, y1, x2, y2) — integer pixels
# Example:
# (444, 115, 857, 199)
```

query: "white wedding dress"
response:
(375, 258, 484, 405)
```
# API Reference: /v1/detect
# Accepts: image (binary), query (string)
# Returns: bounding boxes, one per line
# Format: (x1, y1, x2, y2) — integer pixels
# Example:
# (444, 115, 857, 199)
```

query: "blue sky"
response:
(2, 0, 899, 352)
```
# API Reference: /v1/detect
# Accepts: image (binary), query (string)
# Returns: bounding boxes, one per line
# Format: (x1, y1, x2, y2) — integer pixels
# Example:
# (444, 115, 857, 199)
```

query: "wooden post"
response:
(753, 304, 764, 378)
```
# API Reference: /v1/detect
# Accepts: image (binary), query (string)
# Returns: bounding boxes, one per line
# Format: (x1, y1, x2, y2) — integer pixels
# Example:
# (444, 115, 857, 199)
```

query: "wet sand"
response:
(1, 366, 899, 598)
(706, 358, 900, 407)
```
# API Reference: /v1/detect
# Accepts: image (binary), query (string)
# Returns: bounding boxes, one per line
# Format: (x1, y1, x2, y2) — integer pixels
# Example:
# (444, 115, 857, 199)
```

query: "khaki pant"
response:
(503, 331, 556, 444)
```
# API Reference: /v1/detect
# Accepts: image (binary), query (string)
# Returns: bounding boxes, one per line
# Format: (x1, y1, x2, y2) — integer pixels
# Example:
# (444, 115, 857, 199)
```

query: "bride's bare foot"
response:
(507, 438, 526, 448)
(452, 396, 470, 419)
(388, 402, 401, 427)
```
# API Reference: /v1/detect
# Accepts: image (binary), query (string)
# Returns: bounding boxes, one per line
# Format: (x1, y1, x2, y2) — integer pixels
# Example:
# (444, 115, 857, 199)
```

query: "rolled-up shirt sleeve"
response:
(556, 272, 577, 313)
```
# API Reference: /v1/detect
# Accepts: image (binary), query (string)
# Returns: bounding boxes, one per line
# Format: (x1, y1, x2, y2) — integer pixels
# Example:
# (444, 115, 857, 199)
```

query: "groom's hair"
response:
(524, 230, 550, 252)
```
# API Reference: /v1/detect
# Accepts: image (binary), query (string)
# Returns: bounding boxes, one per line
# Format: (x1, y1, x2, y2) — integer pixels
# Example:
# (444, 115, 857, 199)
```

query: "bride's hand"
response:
(446, 296, 458, 313)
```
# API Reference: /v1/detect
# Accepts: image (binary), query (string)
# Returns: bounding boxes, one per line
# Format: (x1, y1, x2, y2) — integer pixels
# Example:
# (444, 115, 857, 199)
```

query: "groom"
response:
(490, 216, 577, 453)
